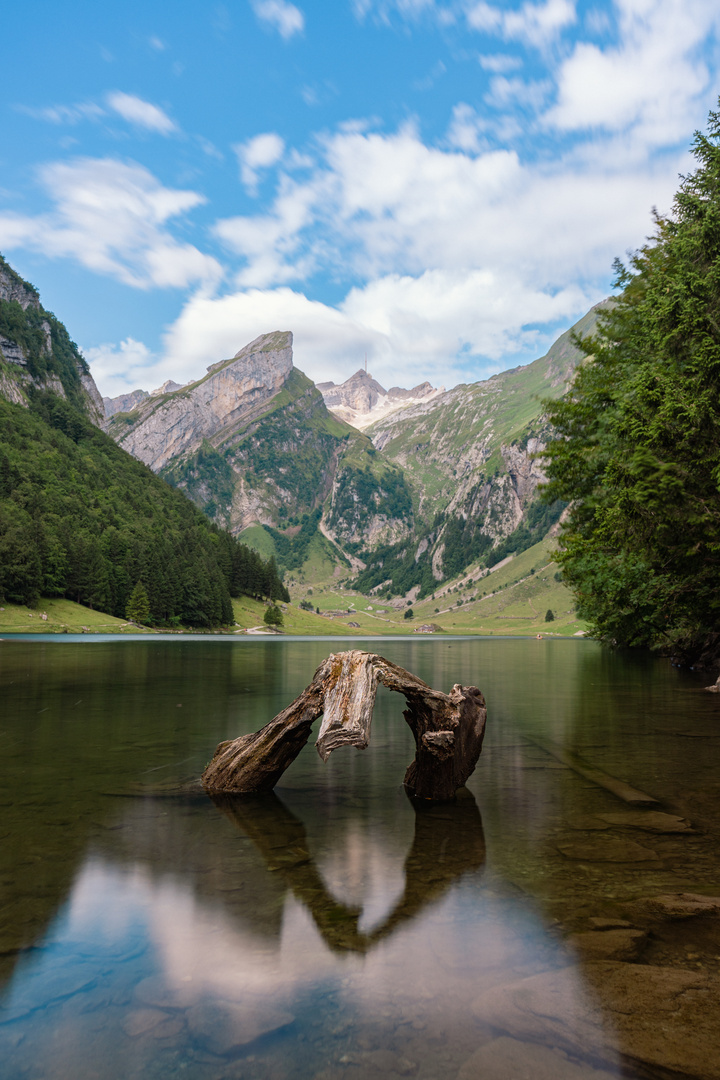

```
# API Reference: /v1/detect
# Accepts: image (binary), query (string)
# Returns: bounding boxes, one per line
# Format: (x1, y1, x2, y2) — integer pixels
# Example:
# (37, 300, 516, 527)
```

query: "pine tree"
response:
(126, 581, 151, 625)
(543, 103, 720, 654)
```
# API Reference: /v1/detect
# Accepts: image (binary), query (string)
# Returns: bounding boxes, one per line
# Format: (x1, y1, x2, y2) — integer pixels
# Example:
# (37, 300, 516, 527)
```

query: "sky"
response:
(2, 0, 720, 399)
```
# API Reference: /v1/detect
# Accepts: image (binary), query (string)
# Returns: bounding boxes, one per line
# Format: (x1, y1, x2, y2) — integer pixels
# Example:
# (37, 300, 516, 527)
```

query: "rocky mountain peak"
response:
(0, 262, 40, 311)
(107, 329, 295, 472)
(320, 368, 442, 430)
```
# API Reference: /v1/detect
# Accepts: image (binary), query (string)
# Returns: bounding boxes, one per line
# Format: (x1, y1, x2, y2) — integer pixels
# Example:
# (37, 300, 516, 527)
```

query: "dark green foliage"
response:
(327, 461, 413, 535)
(404, 607, 414, 620)
(126, 581, 150, 624)
(230, 370, 344, 512)
(542, 104, 720, 655)
(440, 515, 494, 580)
(352, 494, 564, 599)
(545, 609, 554, 623)
(299, 599, 314, 611)
(0, 255, 88, 411)
(161, 440, 235, 526)
(264, 604, 283, 626)
(0, 394, 287, 623)
(263, 509, 323, 571)
(352, 535, 439, 599)
(486, 499, 566, 567)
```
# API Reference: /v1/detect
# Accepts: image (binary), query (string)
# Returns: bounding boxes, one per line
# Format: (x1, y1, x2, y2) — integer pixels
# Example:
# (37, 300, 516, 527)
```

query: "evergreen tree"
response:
(126, 581, 151, 624)
(264, 604, 283, 627)
(543, 103, 720, 655)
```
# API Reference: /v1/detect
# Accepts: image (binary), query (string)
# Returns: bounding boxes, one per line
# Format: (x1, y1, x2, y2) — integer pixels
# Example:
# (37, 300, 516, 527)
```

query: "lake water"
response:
(2, 636, 720, 1080)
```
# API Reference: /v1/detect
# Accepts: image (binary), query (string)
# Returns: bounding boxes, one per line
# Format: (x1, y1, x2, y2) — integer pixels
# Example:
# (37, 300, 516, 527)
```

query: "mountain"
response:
(105, 332, 415, 562)
(0, 257, 104, 422)
(318, 368, 443, 430)
(351, 303, 607, 597)
(102, 306, 605, 594)
(102, 382, 185, 418)
(0, 256, 287, 624)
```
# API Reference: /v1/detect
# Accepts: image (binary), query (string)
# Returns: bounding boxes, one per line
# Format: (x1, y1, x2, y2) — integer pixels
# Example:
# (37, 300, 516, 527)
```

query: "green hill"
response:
(0, 256, 287, 628)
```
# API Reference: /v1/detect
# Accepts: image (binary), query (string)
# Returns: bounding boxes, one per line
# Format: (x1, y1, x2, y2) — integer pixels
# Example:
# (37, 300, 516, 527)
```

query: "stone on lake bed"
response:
(133, 975, 196, 1011)
(456, 1036, 617, 1080)
(187, 999, 294, 1054)
(555, 836, 659, 862)
(338, 1049, 418, 1075)
(625, 892, 720, 920)
(566, 928, 647, 961)
(123, 1008, 168, 1037)
(472, 962, 720, 1080)
(597, 811, 692, 832)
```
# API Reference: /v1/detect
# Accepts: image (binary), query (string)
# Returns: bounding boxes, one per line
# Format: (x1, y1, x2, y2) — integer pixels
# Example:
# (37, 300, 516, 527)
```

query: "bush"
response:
(545, 609, 555, 622)
(404, 607, 414, 620)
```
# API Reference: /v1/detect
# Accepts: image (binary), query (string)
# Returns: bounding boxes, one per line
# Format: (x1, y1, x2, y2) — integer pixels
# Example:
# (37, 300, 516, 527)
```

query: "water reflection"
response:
(4, 638, 720, 1079)
(210, 788, 486, 953)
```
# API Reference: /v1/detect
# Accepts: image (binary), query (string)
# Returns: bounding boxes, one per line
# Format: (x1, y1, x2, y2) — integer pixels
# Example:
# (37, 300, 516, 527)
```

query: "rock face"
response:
(106, 332, 414, 550)
(353, 303, 608, 594)
(103, 389, 150, 417)
(109, 331, 294, 471)
(320, 369, 442, 430)
(0, 255, 103, 424)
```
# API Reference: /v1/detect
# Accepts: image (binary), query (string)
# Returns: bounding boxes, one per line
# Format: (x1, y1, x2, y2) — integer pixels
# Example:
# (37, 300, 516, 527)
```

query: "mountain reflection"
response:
(209, 788, 486, 953)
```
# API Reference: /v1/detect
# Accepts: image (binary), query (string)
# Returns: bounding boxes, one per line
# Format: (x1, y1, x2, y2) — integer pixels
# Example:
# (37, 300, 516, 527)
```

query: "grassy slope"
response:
(286, 537, 586, 637)
(0, 597, 149, 633)
(0, 539, 583, 636)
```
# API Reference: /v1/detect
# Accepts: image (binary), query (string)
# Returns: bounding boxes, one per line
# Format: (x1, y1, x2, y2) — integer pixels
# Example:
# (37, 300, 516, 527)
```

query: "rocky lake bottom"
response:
(2, 636, 720, 1079)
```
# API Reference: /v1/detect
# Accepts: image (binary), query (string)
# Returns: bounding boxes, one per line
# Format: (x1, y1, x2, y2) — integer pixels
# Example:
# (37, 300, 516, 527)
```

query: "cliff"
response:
(0, 255, 104, 423)
(106, 333, 415, 561)
(107, 331, 295, 471)
(353, 303, 608, 596)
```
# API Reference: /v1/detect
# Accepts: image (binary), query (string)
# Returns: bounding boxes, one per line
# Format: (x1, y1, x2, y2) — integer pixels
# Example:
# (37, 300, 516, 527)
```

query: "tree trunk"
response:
(201, 650, 487, 801)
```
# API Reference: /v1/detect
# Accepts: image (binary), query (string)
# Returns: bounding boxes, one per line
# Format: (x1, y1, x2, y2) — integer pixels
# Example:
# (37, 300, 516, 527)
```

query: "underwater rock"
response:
(186, 999, 294, 1054)
(456, 1036, 617, 1080)
(472, 962, 720, 1080)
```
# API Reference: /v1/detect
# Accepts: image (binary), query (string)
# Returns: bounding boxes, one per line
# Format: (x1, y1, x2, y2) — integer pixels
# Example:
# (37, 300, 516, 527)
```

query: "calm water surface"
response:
(1, 636, 720, 1079)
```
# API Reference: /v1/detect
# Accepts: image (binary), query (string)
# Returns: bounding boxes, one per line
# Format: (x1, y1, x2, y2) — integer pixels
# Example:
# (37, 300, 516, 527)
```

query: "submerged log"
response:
(201, 649, 487, 801)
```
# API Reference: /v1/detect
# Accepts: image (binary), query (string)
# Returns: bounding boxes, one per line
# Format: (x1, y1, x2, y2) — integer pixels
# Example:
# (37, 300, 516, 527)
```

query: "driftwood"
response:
(202, 649, 487, 801)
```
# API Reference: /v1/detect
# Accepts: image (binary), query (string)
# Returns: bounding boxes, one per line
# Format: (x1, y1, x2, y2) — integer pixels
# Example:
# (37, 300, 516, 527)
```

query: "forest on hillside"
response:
(0, 391, 288, 627)
(543, 104, 720, 661)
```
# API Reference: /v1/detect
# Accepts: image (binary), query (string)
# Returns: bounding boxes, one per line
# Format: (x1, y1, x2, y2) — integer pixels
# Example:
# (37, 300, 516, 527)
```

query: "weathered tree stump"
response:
(201, 650, 487, 801)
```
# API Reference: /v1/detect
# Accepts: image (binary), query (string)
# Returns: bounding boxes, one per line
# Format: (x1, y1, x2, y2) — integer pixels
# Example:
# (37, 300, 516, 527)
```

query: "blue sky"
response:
(2, 0, 719, 397)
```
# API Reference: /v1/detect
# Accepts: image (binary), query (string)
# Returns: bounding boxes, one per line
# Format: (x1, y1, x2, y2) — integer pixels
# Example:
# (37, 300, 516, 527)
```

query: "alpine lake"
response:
(2, 635, 720, 1080)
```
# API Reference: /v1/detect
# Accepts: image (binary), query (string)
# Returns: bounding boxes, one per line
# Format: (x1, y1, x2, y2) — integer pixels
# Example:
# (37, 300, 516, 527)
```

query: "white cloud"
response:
(213, 121, 671, 292)
(106, 91, 178, 134)
(250, 0, 305, 38)
(18, 102, 106, 125)
(500, 0, 576, 47)
(0, 158, 222, 289)
(478, 53, 523, 72)
(445, 103, 487, 152)
(545, 0, 720, 149)
(234, 132, 285, 193)
(84, 338, 158, 398)
(88, 267, 592, 399)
